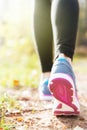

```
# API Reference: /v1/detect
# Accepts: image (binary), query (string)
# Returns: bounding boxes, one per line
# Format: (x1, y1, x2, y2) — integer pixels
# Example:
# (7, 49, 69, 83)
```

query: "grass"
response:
(0, 39, 87, 88)
(0, 93, 20, 130)
(0, 37, 41, 88)
(0, 54, 40, 88)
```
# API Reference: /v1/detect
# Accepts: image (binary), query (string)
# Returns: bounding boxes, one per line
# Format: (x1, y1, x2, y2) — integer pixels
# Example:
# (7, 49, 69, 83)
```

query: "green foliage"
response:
(78, 1, 87, 46)
(0, 93, 18, 130)
(0, 37, 40, 88)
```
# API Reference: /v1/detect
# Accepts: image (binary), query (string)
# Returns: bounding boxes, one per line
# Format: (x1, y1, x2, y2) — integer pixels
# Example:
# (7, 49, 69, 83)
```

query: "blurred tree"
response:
(77, 0, 87, 46)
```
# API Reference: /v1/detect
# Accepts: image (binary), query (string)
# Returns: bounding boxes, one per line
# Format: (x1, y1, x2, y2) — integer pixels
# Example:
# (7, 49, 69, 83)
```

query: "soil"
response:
(2, 58, 87, 130)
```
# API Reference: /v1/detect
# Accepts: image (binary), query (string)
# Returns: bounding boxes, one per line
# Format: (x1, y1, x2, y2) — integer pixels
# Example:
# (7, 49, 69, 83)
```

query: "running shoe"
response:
(49, 57, 80, 116)
(39, 78, 52, 100)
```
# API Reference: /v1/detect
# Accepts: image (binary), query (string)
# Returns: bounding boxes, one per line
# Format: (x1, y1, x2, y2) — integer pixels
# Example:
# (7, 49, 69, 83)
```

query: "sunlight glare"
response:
(4, 0, 35, 23)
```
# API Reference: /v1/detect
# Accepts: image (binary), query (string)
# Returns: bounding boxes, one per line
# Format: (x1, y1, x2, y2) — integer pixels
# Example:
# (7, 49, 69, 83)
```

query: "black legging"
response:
(32, 0, 79, 72)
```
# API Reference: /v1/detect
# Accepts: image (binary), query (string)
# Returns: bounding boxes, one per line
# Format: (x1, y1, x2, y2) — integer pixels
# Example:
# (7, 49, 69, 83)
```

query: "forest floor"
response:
(0, 56, 87, 130)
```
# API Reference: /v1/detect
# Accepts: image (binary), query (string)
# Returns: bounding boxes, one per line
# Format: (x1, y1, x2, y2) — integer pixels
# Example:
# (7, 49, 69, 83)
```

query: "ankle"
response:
(41, 72, 51, 79)
(59, 53, 72, 65)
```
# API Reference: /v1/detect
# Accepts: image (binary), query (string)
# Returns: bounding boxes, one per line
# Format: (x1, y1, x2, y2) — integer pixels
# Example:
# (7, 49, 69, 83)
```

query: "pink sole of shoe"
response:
(49, 76, 80, 116)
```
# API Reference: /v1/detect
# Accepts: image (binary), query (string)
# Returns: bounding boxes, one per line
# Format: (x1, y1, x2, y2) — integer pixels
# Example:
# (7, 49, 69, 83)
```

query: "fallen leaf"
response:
(0, 128, 3, 130)
(13, 80, 20, 87)
(16, 117, 24, 122)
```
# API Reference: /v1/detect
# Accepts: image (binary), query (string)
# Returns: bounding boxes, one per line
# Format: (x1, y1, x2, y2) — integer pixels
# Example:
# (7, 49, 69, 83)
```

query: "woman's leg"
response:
(51, 0, 79, 60)
(33, 0, 53, 73)
(49, 0, 80, 115)
(32, 0, 53, 100)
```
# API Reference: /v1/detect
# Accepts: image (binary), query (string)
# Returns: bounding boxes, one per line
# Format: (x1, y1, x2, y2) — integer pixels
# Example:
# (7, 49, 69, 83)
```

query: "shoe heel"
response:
(49, 73, 80, 115)
(49, 77, 73, 105)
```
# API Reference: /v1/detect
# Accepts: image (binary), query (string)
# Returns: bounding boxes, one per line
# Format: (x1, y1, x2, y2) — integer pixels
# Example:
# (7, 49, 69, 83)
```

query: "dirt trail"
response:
(4, 58, 87, 130)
